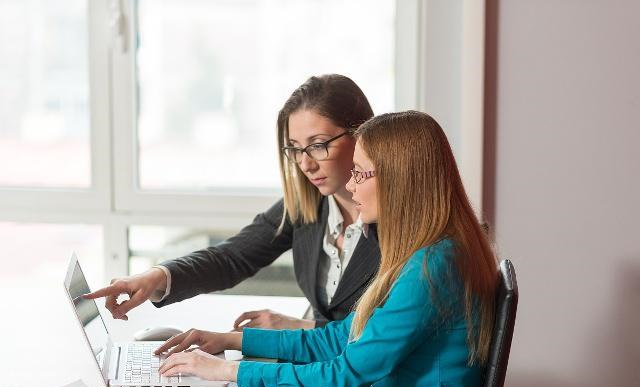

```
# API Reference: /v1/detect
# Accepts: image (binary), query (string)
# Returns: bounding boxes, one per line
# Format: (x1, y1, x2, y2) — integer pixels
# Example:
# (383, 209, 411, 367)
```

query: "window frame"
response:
(0, 0, 482, 283)
(111, 0, 420, 217)
(0, 0, 112, 213)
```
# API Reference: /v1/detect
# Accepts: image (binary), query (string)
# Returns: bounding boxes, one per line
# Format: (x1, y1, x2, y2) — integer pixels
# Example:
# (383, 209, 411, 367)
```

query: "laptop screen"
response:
(65, 257, 110, 365)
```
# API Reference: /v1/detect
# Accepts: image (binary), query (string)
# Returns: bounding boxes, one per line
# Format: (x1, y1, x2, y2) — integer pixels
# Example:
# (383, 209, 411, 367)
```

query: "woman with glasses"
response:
(155, 111, 499, 387)
(85, 74, 380, 330)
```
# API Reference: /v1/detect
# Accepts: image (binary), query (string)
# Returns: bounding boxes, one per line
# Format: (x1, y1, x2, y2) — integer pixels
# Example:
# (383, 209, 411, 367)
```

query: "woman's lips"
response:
(310, 177, 327, 186)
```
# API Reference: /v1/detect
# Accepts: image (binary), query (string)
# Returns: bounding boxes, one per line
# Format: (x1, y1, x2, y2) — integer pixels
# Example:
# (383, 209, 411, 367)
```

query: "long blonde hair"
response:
(276, 74, 373, 227)
(350, 111, 498, 365)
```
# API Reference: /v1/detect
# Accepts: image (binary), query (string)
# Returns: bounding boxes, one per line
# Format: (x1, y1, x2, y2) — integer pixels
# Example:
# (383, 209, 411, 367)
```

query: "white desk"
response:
(0, 274, 308, 387)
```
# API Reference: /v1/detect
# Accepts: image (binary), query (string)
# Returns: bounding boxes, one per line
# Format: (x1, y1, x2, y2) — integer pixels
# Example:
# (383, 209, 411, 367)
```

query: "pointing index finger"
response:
(83, 284, 126, 300)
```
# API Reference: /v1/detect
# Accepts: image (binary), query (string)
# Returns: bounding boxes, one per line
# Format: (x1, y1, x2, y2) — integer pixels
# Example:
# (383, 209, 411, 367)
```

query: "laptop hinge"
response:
(108, 344, 122, 381)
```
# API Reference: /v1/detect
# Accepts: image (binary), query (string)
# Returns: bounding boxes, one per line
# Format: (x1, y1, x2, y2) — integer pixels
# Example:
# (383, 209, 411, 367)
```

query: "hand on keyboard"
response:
(154, 328, 232, 357)
(159, 349, 238, 382)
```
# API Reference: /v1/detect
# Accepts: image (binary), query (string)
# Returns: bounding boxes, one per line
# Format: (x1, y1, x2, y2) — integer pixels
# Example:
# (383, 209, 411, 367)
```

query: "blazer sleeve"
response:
(241, 314, 353, 364)
(154, 199, 294, 307)
(237, 243, 457, 387)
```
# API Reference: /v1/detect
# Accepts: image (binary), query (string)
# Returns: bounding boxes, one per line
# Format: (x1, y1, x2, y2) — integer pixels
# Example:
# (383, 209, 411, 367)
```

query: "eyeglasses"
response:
(282, 132, 349, 163)
(350, 168, 376, 184)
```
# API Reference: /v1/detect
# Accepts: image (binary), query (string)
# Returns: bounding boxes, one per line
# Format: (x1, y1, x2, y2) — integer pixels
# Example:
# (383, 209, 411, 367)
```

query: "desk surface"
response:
(0, 274, 308, 387)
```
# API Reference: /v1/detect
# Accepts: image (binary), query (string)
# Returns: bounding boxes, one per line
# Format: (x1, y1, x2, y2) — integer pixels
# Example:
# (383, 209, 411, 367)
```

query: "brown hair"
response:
(277, 74, 374, 226)
(350, 111, 497, 365)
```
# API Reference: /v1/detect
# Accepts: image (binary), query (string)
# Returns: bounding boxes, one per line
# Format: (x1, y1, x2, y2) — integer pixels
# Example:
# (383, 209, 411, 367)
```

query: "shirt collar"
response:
(356, 214, 369, 238)
(327, 195, 343, 237)
(327, 195, 369, 238)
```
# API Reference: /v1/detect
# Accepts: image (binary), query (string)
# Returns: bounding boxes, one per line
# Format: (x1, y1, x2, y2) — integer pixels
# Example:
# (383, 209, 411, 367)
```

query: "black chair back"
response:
(483, 259, 519, 387)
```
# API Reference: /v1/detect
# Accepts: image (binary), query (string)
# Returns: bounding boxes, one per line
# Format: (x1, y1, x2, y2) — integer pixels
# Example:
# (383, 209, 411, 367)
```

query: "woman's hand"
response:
(233, 309, 316, 330)
(154, 329, 241, 356)
(83, 268, 167, 320)
(159, 349, 238, 382)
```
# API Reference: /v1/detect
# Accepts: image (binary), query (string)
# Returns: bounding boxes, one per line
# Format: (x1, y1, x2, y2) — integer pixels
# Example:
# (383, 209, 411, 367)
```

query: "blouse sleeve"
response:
(241, 314, 353, 363)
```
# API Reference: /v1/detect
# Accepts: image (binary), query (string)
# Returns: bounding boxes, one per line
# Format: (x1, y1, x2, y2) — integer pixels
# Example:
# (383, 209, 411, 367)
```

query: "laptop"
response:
(63, 254, 229, 387)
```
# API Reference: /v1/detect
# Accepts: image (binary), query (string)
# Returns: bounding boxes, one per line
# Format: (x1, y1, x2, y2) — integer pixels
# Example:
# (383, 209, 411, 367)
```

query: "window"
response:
(134, 0, 394, 192)
(0, 222, 103, 287)
(0, 0, 90, 188)
(0, 0, 426, 296)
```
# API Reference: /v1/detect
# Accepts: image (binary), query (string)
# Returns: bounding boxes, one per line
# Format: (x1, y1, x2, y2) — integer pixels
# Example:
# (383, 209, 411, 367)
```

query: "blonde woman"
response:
(85, 74, 380, 330)
(155, 111, 498, 386)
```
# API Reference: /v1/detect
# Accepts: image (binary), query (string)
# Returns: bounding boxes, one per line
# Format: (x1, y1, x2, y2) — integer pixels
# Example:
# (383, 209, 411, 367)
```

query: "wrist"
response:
(224, 332, 243, 351)
(148, 266, 168, 292)
(223, 361, 239, 382)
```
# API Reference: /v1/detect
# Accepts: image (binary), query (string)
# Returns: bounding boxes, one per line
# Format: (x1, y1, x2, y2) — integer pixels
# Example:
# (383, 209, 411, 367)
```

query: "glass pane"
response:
(0, 1, 91, 188)
(0, 222, 103, 286)
(136, 0, 395, 191)
(129, 225, 301, 296)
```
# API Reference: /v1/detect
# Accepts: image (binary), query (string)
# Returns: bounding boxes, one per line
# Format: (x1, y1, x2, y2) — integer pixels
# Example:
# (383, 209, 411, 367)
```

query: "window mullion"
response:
(89, 0, 114, 212)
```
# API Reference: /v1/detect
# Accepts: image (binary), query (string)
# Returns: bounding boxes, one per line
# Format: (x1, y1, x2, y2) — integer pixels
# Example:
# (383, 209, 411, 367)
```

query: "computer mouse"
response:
(133, 326, 183, 341)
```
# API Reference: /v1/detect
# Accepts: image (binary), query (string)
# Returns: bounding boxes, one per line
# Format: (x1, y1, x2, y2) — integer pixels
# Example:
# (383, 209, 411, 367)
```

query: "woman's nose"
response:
(299, 152, 318, 172)
(345, 175, 355, 193)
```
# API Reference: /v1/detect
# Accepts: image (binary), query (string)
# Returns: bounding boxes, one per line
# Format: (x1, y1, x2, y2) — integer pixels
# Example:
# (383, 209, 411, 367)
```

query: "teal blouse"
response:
(237, 239, 483, 387)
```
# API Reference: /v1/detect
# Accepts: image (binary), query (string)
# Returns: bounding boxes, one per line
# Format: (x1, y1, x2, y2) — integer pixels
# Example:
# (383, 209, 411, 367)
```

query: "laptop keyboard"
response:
(123, 343, 181, 385)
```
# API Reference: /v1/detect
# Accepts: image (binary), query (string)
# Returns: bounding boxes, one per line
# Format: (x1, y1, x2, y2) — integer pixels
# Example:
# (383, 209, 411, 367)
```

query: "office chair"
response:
(483, 259, 519, 387)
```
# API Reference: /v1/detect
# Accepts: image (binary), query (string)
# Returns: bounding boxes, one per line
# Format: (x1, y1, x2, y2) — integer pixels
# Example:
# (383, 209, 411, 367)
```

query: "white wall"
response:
(486, 1, 640, 386)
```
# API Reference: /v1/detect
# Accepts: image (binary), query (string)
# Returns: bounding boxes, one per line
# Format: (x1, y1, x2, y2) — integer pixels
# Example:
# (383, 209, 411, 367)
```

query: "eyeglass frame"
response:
(281, 131, 350, 163)
(350, 168, 376, 184)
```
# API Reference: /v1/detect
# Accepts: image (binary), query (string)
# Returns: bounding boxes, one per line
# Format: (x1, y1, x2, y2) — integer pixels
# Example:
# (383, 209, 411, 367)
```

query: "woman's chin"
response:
(359, 212, 376, 224)
(315, 183, 338, 196)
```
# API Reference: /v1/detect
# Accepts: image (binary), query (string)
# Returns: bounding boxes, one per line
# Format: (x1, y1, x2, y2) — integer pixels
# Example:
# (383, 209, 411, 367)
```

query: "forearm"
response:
(237, 358, 368, 387)
(151, 248, 267, 307)
(162, 250, 250, 298)
(242, 318, 349, 364)
(299, 319, 316, 329)
(153, 200, 292, 307)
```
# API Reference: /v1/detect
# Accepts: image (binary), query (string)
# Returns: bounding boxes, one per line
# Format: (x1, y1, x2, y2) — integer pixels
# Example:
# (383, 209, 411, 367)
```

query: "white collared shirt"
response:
(316, 195, 367, 308)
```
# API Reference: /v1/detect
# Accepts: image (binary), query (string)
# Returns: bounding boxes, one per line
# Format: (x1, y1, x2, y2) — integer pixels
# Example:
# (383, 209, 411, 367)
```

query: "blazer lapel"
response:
(328, 224, 381, 309)
(300, 198, 330, 314)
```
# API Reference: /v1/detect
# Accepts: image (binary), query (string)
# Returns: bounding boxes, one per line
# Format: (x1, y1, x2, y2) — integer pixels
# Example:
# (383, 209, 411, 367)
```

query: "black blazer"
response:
(154, 197, 381, 326)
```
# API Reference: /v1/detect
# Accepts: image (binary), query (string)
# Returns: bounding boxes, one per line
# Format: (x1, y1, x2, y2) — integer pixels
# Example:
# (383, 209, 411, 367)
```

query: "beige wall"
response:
(484, 1, 640, 386)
